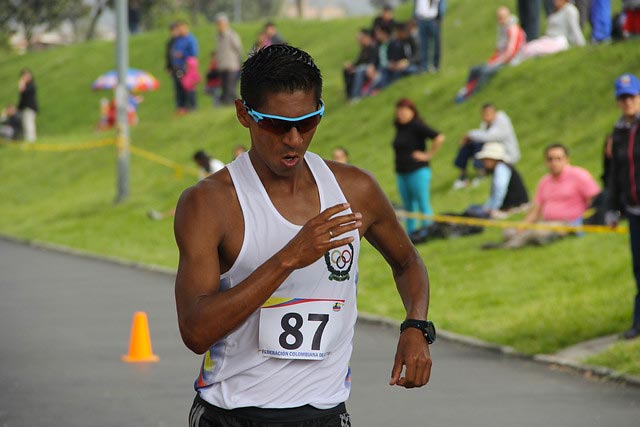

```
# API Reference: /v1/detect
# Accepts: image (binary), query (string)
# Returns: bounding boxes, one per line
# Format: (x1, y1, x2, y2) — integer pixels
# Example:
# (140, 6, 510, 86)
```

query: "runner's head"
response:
(240, 45, 323, 110)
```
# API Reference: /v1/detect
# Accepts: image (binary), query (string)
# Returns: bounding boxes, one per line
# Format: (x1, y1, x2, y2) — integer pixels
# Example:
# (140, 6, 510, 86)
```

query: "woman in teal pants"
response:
(392, 98, 445, 241)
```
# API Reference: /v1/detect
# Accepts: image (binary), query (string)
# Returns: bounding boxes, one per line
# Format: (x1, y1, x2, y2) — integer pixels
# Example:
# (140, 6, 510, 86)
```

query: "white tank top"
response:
(196, 151, 360, 410)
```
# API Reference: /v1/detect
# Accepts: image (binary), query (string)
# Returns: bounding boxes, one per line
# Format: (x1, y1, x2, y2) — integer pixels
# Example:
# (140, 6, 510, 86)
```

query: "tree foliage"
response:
(0, 0, 90, 47)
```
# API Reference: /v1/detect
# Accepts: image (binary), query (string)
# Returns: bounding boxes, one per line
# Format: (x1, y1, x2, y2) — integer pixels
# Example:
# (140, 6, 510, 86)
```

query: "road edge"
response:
(4, 234, 640, 389)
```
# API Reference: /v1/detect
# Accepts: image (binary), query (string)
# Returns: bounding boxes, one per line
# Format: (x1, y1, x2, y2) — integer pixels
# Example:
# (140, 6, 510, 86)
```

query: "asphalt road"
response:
(1, 238, 639, 426)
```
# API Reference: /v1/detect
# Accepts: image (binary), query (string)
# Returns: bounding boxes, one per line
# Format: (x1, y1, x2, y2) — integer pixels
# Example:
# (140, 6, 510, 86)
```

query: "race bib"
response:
(259, 298, 347, 360)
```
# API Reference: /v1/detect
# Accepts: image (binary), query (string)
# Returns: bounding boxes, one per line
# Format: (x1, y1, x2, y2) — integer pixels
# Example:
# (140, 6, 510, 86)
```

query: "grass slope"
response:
(1, 1, 639, 366)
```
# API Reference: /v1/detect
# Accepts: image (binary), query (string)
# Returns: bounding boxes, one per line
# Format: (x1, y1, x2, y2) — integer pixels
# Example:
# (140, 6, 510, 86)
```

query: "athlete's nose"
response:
(282, 125, 304, 147)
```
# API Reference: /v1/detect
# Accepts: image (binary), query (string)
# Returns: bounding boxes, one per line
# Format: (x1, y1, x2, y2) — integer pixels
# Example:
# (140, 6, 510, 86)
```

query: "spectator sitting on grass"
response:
(452, 103, 521, 189)
(369, 23, 419, 93)
(193, 149, 224, 179)
(263, 21, 286, 46)
(343, 28, 378, 102)
(0, 104, 23, 141)
(513, 0, 585, 64)
(332, 146, 350, 164)
(372, 3, 396, 34)
(455, 6, 527, 103)
(465, 142, 529, 220)
(148, 149, 226, 221)
(363, 25, 392, 97)
(484, 143, 600, 249)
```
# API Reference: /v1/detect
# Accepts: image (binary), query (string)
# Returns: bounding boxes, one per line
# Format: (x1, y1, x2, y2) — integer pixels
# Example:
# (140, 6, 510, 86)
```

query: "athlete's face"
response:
(235, 90, 321, 177)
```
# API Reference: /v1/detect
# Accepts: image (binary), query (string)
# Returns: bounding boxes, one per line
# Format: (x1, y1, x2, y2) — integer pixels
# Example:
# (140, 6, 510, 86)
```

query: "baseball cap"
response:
(475, 142, 506, 161)
(614, 73, 640, 98)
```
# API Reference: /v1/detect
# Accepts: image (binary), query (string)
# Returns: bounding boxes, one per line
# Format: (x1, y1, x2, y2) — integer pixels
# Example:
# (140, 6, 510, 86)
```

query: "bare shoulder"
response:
(174, 169, 238, 246)
(325, 160, 394, 228)
(326, 160, 380, 196)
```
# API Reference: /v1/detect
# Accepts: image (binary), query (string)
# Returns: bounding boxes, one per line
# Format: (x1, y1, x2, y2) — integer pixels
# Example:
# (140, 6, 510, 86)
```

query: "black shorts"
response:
(189, 394, 351, 427)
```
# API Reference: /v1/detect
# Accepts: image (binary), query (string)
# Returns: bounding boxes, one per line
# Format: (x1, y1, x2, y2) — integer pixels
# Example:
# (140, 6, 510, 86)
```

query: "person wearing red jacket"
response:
(455, 6, 526, 103)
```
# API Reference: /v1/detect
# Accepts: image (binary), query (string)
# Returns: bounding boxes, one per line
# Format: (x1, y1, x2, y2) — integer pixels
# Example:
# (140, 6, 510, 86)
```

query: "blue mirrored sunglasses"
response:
(243, 100, 325, 135)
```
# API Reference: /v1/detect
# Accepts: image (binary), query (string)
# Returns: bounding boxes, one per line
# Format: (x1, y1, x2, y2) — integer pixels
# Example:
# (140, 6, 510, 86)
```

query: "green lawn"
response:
(1, 1, 638, 367)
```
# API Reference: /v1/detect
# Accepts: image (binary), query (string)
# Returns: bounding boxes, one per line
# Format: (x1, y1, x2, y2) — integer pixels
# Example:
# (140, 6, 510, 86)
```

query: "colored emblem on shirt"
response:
(324, 243, 354, 282)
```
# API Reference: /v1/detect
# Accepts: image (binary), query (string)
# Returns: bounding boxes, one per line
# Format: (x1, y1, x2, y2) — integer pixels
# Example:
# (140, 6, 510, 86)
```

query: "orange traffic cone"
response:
(121, 311, 159, 363)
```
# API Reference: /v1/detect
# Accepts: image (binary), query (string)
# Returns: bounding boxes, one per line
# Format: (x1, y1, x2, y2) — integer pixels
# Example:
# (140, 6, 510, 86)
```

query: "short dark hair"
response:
(193, 150, 210, 163)
(544, 143, 569, 157)
(240, 45, 322, 109)
(481, 102, 496, 111)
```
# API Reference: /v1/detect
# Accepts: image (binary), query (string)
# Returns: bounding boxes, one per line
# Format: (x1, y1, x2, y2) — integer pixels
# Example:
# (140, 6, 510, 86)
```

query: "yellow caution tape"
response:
(129, 145, 201, 178)
(396, 210, 628, 234)
(3, 138, 201, 179)
(4, 139, 630, 233)
(1, 139, 114, 151)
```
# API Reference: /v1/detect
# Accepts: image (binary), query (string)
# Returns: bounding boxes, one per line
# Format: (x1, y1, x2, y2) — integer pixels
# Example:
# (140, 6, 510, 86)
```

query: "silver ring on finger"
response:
(329, 229, 334, 238)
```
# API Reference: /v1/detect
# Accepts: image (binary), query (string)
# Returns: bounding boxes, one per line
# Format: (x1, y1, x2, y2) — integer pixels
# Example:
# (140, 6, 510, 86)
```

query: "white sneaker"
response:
(147, 209, 164, 220)
(471, 177, 483, 187)
(452, 179, 468, 190)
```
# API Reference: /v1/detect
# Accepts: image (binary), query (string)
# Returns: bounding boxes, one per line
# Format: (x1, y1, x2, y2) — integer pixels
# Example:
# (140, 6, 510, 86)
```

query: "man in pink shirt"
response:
(492, 143, 600, 249)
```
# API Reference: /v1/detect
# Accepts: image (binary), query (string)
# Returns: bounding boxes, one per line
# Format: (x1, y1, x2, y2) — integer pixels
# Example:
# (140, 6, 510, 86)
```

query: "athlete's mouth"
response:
(281, 154, 300, 167)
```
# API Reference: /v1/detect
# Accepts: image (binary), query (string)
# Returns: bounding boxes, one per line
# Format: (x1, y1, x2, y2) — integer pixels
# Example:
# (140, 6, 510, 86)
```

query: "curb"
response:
(0, 234, 176, 276)
(357, 313, 640, 389)
(4, 234, 640, 389)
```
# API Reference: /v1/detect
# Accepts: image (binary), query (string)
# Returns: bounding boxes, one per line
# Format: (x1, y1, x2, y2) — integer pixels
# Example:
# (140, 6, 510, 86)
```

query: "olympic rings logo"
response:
(324, 243, 354, 282)
(330, 249, 352, 269)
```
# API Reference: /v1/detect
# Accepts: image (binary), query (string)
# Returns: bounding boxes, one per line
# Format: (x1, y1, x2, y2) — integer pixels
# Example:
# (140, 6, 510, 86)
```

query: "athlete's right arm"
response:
(174, 179, 361, 354)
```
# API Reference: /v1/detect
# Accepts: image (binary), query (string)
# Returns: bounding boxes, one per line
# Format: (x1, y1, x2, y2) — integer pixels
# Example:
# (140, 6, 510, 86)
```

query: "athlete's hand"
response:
(278, 203, 361, 271)
(390, 328, 432, 388)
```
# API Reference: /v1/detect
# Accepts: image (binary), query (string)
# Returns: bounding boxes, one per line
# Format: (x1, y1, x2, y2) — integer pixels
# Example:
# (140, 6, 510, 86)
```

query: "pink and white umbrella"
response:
(92, 68, 160, 92)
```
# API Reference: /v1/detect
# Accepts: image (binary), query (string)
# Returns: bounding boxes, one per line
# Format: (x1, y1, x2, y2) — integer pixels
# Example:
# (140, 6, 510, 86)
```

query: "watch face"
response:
(426, 321, 436, 342)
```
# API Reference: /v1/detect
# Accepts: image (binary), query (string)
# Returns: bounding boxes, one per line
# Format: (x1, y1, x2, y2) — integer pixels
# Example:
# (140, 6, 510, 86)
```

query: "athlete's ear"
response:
(235, 99, 251, 129)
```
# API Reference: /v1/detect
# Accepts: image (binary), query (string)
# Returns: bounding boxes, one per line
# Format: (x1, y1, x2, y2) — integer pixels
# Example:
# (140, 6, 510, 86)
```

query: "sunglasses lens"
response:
(296, 115, 322, 133)
(258, 115, 322, 135)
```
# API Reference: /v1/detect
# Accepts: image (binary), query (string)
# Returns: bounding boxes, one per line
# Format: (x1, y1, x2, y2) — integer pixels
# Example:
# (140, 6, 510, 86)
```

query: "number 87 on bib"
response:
(259, 298, 347, 361)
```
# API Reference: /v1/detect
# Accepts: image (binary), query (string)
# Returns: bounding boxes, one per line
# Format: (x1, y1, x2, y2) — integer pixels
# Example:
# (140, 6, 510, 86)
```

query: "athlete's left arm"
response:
(331, 163, 432, 389)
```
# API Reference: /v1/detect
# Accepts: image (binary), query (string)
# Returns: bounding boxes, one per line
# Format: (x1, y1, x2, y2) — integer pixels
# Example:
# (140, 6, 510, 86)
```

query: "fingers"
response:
(422, 358, 432, 385)
(389, 356, 403, 386)
(319, 203, 362, 239)
(390, 331, 432, 388)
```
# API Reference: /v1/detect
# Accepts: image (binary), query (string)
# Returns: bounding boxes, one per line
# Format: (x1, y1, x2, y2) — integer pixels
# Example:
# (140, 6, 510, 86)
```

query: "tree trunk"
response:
(296, 0, 303, 18)
(24, 25, 34, 50)
(85, 1, 106, 40)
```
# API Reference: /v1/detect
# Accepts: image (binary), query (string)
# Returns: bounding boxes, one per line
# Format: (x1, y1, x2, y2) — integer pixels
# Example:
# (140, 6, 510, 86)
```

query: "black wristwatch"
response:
(400, 319, 436, 344)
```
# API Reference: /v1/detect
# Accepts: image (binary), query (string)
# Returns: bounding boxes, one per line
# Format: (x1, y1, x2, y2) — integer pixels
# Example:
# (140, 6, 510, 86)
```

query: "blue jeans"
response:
(397, 167, 433, 233)
(417, 18, 441, 71)
(628, 211, 640, 328)
(173, 73, 187, 109)
(453, 141, 484, 177)
(349, 64, 369, 99)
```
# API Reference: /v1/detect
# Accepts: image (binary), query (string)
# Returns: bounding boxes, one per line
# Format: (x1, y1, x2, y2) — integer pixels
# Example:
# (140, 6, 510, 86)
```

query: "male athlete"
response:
(174, 45, 434, 426)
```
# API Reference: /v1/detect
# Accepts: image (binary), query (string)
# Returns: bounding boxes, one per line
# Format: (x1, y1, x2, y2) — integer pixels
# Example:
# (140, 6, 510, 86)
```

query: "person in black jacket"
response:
(17, 69, 38, 142)
(392, 98, 445, 240)
(606, 73, 640, 340)
(370, 23, 420, 93)
(343, 28, 378, 101)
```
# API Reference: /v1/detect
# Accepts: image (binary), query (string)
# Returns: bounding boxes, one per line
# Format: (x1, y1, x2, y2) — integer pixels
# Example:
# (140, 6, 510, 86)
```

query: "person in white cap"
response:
(470, 141, 528, 219)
